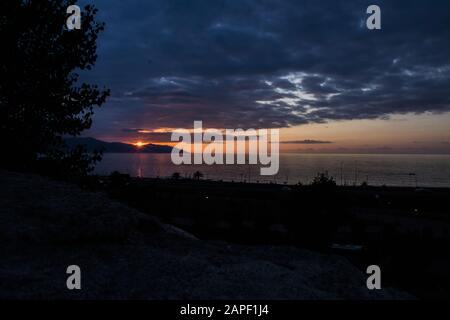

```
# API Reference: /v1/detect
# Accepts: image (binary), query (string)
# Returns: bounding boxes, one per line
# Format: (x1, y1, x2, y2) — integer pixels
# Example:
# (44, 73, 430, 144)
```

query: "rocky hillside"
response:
(0, 171, 411, 299)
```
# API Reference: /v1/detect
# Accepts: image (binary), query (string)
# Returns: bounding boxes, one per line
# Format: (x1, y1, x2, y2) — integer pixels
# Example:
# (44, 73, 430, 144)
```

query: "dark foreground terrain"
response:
(102, 173, 450, 299)
(0, 171, 412, 299)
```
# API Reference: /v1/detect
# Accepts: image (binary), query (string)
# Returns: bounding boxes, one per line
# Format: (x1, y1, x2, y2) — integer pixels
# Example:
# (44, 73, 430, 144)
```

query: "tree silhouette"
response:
(193, 171, 204, 180)
(0, 1, 109, 175)
(311, 171, 337, 188)
(171, 172, 181, 180)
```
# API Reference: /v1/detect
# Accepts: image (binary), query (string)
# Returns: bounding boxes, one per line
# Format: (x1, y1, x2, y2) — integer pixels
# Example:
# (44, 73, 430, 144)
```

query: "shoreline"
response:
(96, 173, 450, 191)
(95, 152, 450, 188)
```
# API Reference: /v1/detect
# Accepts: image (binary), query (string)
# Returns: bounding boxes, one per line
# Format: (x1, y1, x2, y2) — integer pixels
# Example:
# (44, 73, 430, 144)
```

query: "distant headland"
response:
(65, 137, 173, 153)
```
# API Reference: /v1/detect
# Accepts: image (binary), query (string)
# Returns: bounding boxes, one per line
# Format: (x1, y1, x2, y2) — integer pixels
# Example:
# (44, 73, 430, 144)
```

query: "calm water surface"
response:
(94, 153, 450, 188)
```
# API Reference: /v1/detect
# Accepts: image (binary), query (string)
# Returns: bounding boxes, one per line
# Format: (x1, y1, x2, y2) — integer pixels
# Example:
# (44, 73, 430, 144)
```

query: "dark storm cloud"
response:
(82, 0, 450, 133)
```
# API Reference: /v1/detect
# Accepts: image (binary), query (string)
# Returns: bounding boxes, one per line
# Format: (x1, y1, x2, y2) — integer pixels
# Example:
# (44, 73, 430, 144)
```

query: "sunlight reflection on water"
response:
(94, 153, 450, 187)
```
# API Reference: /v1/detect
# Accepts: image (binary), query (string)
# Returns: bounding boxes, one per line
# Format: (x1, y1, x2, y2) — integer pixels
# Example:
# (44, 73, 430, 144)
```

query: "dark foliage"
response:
(193, 171, 204, 180)
(0, 0, 109, 176)
(311, 171, 337, 189)
(171, 172, 181, 180)
(109, 171, 131, 189)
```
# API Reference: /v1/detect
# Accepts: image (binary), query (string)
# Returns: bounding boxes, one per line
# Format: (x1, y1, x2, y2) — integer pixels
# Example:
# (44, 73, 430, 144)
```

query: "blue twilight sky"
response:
(78, 0, 450, 153)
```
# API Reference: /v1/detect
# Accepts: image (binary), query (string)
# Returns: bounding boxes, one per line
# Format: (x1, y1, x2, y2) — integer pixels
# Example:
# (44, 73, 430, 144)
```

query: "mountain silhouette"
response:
(65, 137, 172, 153)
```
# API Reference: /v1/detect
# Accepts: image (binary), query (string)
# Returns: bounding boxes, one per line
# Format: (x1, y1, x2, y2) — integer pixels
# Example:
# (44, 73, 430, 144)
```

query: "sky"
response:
(80, 0, 450, 154)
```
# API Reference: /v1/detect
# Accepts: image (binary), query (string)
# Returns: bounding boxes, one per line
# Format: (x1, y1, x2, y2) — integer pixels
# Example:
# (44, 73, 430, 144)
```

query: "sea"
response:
(94, 153, 450, 188)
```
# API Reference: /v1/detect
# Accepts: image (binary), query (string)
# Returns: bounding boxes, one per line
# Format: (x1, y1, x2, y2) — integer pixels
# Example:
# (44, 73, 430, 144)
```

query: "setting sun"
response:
(134, 141, 148, 148)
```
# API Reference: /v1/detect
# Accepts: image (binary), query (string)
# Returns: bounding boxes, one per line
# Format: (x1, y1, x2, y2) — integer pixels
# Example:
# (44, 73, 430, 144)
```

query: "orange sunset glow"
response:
(133, 141, 149, 148)
(109, 111, 450, 154)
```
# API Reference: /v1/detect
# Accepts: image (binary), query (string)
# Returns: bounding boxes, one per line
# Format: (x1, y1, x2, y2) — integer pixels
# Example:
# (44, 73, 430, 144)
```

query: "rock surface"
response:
(0, 171, 412, 299)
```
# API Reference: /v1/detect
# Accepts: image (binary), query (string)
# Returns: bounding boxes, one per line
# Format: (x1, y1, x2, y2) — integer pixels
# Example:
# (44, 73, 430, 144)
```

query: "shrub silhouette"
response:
(311, 171, 337, 188)
(171, 172, 181, 180)
(193, 171, 204, 180)
(109, 171, 130, 188)
(0, 1, 109, 176)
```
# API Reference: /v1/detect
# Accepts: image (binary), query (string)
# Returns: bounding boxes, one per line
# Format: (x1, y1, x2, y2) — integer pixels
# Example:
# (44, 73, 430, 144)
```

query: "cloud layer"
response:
(81, 0, 450, 136)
